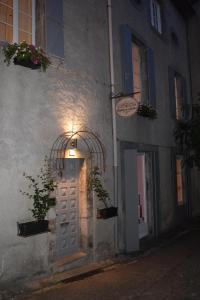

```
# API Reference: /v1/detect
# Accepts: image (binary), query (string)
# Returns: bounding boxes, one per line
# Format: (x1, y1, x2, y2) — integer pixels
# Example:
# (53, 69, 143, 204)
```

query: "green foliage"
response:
(3, 43, 18, 65)
(174, 97, 200, 168)
(20, 157, 57, 221)
(3, 41, 51, 71)
(137, 104, 157, 119)
(88, 166, 110, 208)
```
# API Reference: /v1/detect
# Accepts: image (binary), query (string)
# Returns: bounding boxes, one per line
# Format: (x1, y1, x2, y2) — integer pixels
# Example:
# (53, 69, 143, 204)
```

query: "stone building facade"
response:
(0, 0, 198, 284)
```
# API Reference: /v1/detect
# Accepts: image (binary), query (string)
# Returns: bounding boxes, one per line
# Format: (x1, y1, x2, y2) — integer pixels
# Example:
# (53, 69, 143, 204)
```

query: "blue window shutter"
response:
(147, 48, 156, 108)
(120, 25, 133, 94)
(46, 0, 64, 58)
(168, 66, 176, 118)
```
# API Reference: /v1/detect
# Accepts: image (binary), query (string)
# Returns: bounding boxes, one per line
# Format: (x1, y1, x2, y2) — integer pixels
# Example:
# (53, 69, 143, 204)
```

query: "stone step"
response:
(26, 259, 114, 292)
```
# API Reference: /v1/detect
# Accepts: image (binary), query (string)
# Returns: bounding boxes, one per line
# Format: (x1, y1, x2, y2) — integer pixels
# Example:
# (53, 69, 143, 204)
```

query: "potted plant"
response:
(88, 166, 118, 219)
(137, 104, 157, 119)
(3, 41, 51, 71)
(18, 157, 57, 237)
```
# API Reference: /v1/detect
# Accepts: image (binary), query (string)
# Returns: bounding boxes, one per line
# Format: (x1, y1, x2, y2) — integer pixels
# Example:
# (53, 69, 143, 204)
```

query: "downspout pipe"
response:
(107, 0, 118, 253)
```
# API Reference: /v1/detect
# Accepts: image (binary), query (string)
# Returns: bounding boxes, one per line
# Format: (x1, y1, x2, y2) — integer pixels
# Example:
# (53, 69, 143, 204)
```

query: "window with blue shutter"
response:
(168, 66, 188, 120)
(121, 25, 156, 107)
(45, 0, 64, 58)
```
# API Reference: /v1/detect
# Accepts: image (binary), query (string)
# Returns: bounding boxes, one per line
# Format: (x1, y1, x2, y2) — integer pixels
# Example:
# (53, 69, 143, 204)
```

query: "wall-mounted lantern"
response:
(69, 139, 77, 157)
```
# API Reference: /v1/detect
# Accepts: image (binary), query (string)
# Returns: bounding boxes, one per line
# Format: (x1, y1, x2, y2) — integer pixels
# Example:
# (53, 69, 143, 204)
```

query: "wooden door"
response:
(55, 159, 80, 258)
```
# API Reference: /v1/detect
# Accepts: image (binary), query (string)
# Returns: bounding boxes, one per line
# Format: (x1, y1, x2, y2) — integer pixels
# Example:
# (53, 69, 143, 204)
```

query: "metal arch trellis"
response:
(50, 129, 106, 176)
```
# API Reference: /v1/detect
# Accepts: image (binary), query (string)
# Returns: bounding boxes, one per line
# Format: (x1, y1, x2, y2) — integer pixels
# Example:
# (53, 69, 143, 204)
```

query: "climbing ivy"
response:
(88, 166, 110, 208)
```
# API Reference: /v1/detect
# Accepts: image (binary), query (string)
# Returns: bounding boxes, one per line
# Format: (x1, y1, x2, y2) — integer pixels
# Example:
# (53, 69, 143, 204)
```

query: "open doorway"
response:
(137, 153, 148, 239)
(137, 151, 157, 239)
(123, 146, 159, 253)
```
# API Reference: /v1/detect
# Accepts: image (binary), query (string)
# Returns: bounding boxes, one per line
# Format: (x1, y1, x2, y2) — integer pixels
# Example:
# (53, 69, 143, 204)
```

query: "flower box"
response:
(13, 57, 41, 70)
(3, 41, 50, 71)
(97, 206, 118, 219)
(137, 104, 157, 119)
(17, 220, 49, 237)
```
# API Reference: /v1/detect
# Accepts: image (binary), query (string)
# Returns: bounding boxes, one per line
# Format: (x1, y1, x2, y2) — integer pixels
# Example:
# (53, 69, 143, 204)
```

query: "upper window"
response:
(174, 74, 184, 120)
(168, 66, 188, 121)
(0, 0, 35, 44)
(150, 0, 162, 34)
(121, 25, 156, 107)
(132, 41, 148, 104)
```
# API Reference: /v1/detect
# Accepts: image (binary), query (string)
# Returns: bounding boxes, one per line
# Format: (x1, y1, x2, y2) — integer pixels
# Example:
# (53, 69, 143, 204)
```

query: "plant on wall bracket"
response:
(88, 166, 118, 219)
(3, 41, 51, 71)
(137, 104, 157, 119)
(174, 98, 200, 169)
(18, 156, 56, 237)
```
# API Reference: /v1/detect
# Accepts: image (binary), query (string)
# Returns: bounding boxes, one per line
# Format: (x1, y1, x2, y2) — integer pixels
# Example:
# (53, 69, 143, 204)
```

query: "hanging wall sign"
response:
(116, 97, 139, 117)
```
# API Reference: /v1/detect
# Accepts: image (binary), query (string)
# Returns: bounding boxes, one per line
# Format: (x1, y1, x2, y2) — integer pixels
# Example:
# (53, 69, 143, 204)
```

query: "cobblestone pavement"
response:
(2, 228, 200, 300)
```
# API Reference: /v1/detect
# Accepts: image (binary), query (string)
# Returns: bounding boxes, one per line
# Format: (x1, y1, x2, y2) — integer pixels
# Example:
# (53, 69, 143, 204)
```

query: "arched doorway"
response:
(50, 128, 105, 261)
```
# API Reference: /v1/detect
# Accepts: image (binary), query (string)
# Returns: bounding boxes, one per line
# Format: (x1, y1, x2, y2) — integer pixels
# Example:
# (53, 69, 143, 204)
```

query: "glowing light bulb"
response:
(69, 149, 76, 156)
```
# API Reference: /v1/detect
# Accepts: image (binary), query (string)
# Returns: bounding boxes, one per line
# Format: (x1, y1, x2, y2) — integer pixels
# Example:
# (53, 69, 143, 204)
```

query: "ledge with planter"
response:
(18, 157, 57, 237)
(17, 220, 50, 237)
(2, 41, 51, 71)
(137, 104, 157, 119)
(17, 197, 56, 237)
(88, 166, 118, 220)
(97, 206, 118, 219)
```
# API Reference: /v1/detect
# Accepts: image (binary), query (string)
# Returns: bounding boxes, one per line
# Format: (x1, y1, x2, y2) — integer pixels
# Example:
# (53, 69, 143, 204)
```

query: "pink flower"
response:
(33, 59, 40, 65)
(29, 44, 36, 52)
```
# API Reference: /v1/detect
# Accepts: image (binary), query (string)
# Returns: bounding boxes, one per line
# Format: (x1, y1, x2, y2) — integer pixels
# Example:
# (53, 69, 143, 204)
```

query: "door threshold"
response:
(55, 251, 87, 268)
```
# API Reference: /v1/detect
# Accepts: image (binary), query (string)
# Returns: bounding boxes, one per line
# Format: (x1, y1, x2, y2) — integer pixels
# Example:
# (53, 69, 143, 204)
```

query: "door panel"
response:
(55, 159, 80, 259)
(124, 149, 139, 252)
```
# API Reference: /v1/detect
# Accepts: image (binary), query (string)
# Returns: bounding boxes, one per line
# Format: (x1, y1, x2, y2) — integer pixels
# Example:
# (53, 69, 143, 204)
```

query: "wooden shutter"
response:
(168, 66, 176, 118)
(120, 25, 133, 94)
(45, 0, 64, 58)
(147, 48, 156, 108)
(35, 0, 46, 49)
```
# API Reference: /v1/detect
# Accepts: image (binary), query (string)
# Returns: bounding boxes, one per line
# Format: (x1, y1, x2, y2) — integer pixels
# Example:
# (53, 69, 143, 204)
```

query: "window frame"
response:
(150, 0, 162, 34)
(174, 72, 184, 121)
(168, 66, 188, 121)
(132, 37, 149, 105)
(0, 0, 35, 44)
